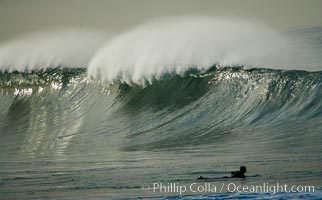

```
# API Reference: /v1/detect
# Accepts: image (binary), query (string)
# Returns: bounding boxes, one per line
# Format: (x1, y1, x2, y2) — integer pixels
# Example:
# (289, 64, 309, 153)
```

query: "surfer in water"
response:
(231, 166, 246, 178)
(197, 166, 247, 180)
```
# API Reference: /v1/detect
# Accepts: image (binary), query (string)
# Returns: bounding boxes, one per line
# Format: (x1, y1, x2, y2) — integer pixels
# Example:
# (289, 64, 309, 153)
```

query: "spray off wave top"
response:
(0, 29, 107, 72)
(88, 17, 320, 84)
(0, 17, 320, 85)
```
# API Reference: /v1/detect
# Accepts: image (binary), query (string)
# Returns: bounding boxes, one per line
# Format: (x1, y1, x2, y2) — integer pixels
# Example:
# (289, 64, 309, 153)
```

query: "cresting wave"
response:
(88, 17, 319, 84)
(0, 18, 322, 200)
(0, 17, 321, 151)
(0, 18, 321, 85)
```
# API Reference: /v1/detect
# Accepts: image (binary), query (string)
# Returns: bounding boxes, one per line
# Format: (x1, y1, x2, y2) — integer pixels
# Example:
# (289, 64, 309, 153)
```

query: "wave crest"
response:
(88, 17, 317, 84)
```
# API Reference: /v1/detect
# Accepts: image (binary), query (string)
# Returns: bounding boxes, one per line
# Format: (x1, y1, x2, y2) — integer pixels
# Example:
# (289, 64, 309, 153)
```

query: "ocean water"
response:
(0, 19, 321, 199)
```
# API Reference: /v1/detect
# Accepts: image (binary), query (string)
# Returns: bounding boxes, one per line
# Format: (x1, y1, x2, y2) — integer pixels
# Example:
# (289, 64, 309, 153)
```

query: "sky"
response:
(0, 0, 322, 42)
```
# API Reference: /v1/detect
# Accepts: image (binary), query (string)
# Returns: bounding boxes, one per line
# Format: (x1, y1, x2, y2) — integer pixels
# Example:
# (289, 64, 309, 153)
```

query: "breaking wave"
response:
(0, 18, 320, 85)
(0, 17, 322, 199)
(88, 17, 319, 84)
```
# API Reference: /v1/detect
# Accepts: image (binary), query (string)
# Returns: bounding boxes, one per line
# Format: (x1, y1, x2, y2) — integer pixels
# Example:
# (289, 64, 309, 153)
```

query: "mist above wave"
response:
(88, 17, 318, 84)
(0, 17, 320, 83)
(0, 29, 107, 72)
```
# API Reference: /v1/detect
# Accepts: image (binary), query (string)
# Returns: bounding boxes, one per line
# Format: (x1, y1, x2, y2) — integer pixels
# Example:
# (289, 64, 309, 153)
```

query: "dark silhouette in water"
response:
(197, 176, 206, 180)
(197, 166, 247, 180)
(231, 166, 246, 178)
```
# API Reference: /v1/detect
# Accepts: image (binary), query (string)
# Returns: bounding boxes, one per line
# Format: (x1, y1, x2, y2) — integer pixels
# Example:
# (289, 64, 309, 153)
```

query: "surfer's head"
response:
(240, 166, 246, 173)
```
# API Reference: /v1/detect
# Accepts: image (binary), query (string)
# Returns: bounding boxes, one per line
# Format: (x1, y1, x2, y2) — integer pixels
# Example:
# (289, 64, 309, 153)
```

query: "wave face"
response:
(2, 67, 321, 150)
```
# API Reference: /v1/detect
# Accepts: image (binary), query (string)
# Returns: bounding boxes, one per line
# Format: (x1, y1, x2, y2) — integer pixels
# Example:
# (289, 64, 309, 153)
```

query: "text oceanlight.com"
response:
(141, 182, 315, 194)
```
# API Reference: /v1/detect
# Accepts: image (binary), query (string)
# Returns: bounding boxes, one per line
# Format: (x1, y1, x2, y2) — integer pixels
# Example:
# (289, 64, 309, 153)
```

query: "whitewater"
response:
(0, 18, 321, 199)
